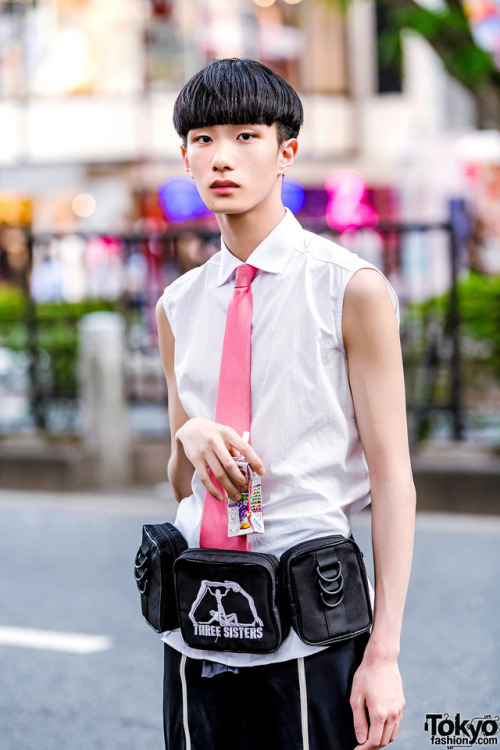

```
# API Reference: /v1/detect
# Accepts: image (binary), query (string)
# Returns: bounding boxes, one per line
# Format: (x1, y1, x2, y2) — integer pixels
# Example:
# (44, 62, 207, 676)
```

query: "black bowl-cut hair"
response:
(173, 58, 303, 145)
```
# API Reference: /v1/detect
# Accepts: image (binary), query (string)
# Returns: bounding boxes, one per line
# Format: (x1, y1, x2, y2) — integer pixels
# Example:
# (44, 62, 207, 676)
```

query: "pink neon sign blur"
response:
(325, 170, 379, 231)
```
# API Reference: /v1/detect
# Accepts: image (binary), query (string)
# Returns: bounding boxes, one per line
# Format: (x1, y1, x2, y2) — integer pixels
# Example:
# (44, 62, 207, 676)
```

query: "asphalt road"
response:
(0, 487, 499, 750)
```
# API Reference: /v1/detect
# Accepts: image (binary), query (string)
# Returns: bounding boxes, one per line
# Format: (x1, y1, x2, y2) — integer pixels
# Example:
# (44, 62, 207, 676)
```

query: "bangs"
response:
(173, 58, 303, 143)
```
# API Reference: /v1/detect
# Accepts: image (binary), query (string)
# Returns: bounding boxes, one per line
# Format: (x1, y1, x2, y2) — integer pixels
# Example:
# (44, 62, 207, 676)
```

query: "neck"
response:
(217, 199, 286, 263)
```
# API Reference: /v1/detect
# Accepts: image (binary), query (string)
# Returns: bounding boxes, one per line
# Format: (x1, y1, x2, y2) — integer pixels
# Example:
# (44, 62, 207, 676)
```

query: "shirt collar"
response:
(217, 208, 302, 287)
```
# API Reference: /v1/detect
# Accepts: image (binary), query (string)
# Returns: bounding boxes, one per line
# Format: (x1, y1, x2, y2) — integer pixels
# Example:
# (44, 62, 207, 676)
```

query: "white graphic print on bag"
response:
(188, 580, 264, 640)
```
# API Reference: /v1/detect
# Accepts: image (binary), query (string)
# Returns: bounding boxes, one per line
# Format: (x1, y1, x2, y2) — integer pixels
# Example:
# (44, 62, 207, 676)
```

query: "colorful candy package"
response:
(227, 458, 264, 537)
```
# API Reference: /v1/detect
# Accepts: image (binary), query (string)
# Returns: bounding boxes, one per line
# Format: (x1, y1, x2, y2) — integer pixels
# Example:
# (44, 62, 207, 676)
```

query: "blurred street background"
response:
(1, 489, 499, 750)
(1, 0, 500, 748)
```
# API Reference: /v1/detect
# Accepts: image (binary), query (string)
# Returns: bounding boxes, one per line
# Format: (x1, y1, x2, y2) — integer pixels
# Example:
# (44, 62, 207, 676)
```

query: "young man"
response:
(156, 58, 416, 750)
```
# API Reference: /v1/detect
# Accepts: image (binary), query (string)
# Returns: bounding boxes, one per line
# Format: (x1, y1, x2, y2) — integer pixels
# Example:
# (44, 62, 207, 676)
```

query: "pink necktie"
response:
(199, 264, 258, 550)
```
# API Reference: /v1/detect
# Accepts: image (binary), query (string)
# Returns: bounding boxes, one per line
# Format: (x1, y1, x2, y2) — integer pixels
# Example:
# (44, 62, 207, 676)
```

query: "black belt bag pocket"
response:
(279, 535, 372, 646)
(174, 548, 288, 654)
(134, 522, 188, 633)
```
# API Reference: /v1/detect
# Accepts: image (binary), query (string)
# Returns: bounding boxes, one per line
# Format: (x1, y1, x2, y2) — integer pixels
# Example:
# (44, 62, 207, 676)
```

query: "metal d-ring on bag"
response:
(279, 534, 372, 646)
(317, 556, 345, 608)
(134, 523, 372, 652)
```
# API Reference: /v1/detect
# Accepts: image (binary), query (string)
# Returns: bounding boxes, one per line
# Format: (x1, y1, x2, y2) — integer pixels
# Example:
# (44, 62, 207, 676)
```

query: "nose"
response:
(211, 141, 235, 172)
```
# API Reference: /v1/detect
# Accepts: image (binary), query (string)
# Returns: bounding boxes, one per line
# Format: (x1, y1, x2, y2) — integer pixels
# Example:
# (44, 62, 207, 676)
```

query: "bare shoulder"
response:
(155, 294, 167, 318)
(156, 296, 172, 335)
(344, 267, 393, 308)
(343, 269, 398, 352)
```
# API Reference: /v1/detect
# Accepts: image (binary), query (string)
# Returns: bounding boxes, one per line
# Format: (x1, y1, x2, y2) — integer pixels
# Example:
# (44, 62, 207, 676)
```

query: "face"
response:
(181, 123, 297, 218)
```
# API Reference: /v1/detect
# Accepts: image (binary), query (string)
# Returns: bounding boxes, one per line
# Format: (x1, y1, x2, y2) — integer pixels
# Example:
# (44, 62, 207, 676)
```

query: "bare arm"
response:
(156, 297, 195, 502)
(155, 297, 265, 504)
(342, 269, 416, 750)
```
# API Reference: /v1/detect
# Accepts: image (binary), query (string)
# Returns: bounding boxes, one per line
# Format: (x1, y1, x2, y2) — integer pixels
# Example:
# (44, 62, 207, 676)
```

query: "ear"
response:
(278, 138, 299, 175)
(181, 145, 194, 179)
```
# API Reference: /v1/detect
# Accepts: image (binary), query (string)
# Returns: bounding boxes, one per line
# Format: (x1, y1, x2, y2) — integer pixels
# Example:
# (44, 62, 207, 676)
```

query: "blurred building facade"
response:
(0, 0, 487, 236)
(1, 0, 500, 451)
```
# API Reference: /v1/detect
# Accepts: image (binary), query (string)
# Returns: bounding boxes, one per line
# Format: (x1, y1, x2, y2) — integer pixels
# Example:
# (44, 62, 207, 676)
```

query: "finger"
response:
(380, 719, 395, 747)
(362, 716, 385, 750)
(220, 453, 250, 491)
(351, 699, 369, 748)
(212, 445, 250, 492)
(205, 453, 245, 502)
(204, 435, 248, 492)
(224, 429, 265, 475)
(196, 464, 224, 502)
(390, 714, 402, 744)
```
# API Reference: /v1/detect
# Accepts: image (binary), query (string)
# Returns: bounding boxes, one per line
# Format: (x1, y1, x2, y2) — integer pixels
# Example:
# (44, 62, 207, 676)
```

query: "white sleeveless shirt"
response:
(161, 208, 399, 666)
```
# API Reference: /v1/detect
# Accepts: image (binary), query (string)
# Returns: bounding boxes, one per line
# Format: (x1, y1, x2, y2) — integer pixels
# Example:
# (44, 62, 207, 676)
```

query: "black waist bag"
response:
(279, 535, 372, 646)
(134, 522, 188, 633)
(174, 548, 288, 654)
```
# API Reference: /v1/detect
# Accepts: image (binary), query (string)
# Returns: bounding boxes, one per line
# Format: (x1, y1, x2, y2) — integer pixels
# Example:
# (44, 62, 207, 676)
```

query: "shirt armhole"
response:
(335, 265, 400, 354)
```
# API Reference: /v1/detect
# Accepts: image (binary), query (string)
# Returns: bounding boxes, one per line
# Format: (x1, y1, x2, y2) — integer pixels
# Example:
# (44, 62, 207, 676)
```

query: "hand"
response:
(176, 417, 265, 503)
(350, 647, 405, 749)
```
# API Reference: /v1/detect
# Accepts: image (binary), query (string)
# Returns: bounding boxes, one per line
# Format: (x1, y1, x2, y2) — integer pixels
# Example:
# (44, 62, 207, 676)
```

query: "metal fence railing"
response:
(0, 212, 471, 442)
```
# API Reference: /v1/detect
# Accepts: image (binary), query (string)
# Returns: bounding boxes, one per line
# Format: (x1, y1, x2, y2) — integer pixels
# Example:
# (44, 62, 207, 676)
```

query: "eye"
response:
(193, 135, 212, 144)
(237, 132, 255, 141)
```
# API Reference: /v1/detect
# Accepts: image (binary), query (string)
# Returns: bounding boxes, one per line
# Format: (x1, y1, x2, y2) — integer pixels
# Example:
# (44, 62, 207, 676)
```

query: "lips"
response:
(210, 179, 239, 189)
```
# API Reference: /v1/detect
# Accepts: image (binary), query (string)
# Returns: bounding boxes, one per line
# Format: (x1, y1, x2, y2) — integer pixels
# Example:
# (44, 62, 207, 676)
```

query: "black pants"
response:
(163, 634, 368, 750)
